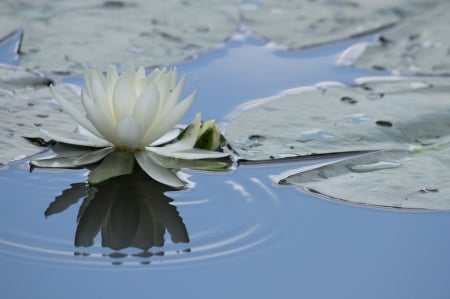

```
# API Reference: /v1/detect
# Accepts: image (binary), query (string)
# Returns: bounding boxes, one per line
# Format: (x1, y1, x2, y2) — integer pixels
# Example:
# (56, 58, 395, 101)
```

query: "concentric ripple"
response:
(0, 161, 282, 269)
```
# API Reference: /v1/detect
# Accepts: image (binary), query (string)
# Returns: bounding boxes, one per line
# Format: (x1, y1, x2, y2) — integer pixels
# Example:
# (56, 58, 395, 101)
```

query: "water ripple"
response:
(0, 162, 281, 269)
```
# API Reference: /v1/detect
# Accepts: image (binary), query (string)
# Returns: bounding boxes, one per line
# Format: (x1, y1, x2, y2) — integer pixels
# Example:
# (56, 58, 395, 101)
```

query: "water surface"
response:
(1, 32, 450, 299)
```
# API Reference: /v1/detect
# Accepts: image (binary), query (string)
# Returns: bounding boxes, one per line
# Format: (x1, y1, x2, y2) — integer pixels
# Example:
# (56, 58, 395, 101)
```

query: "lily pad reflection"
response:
(45, 166, 189, 251)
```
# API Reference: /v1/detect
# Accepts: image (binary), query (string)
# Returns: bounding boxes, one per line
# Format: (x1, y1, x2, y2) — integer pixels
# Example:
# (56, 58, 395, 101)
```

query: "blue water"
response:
(1, 29, 450, 299)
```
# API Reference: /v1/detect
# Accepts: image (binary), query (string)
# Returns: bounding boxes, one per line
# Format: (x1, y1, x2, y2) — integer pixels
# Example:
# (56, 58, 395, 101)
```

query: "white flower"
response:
(31, 65, 229, 188)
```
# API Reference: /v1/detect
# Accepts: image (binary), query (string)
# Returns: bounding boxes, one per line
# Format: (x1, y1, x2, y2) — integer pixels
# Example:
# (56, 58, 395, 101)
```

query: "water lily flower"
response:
(31, 65, 230, 188)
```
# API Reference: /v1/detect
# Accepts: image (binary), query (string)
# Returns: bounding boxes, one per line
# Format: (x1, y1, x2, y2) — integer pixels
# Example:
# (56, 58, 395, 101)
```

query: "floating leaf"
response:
(225, 77, 450, 161)
(225, 77, 450, 209)
(346, 2, 450, 75)
(240, 0, 432, 49)
(0, 75, 83, 164)
(280, 147, 450, 210)
(0, 0, 239, 72)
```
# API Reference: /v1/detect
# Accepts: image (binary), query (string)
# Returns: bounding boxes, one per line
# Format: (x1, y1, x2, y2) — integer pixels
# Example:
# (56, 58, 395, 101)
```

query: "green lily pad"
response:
(241, 0, 434, 49)
(0, 75, 81, 164)
(280, 147, 450, 210)
(0, 0, 239, 72)
(225, 77, 450, 210)
(225, 77, 450, 161)
(346, 1, 450, 75)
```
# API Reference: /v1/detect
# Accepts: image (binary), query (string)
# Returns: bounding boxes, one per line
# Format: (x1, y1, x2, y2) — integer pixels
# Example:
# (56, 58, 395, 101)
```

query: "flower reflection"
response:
(46, 166, 189, 251)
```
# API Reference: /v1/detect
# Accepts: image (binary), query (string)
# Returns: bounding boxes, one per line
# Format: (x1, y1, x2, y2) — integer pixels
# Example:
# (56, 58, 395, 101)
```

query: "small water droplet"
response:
(366, 92, 384, 100)
(318, 169, 332, 179)
(297, 129, 335, 143)
(347, 161, 401, 173)
(345, 113, 370, 124)
(419, 186, 439, 193)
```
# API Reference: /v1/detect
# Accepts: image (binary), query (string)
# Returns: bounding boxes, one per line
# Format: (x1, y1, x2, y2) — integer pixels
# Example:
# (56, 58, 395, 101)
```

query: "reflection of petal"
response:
(75, 187, 109, 247)
(102, 190, 140, 250)
(134, 151, 185, 188)
(45, 183, 87, 217)
(40, 128, 110, 147)
(153, 198, 189, 244)
(73, 167, 189, 250)
(31, 147, 114, 168)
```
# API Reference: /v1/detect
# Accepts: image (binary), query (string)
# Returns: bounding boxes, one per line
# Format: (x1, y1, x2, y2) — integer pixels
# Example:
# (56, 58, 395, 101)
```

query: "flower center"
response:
(115, 146, 144, 153)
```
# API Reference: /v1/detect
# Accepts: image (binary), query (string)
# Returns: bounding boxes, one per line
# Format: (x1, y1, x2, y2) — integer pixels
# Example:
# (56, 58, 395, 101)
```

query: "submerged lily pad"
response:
(346, 1, 450, 75)
(0, 0, 239, 72)
(225, 77, 450, 161)
(0, 76, 81, 164)
(240, 0, 433, 49)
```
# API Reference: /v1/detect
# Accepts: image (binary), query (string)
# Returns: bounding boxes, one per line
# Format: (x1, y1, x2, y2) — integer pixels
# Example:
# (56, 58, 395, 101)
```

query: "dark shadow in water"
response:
(45, 166, 189, 251)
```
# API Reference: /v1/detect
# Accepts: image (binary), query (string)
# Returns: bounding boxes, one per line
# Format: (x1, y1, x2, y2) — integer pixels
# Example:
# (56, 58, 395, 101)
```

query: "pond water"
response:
(2, 31, 450, 299)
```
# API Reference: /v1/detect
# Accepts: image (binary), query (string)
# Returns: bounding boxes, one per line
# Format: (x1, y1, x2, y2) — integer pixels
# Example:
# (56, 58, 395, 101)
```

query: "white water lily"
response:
(31, 65, 230, 188)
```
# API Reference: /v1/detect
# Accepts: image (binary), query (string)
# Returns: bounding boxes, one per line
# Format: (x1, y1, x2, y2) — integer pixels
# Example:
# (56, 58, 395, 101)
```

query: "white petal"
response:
(82, 91, 119, 144)
(89, 70, 114, 123)
(156, 69, 171, 105)
(135, 151, 185, 188)
(41, 128, 111, 147)
(106, 66, 119, 120)
(50, 86, 103, 138)
(116, 117, 144, 148)
(148, 147, 230, 159)
(113, 73, 136, 122)
(150, 128, 181, 146)
(31, 147, 114, 168)
(122, 63, 136, 77)
(177, 112, 201, 149)
(163, 74, 185, 116)
(169, 67, 178, 90)
(132, 82, 160, 131)
(140, 91, 196, 147)
(146, 67, 160, 82)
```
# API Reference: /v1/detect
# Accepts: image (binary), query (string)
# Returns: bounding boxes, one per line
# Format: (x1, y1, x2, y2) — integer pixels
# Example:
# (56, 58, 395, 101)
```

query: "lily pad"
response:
(0, 0, 239, 72)
(225, 77, 450, 161)
(225, 77, 450, 210)
(345, 1, 450, 75)
(0, 76, 82, 164)
(240, 0, 433, 49)
(279, 147, 450, 210)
